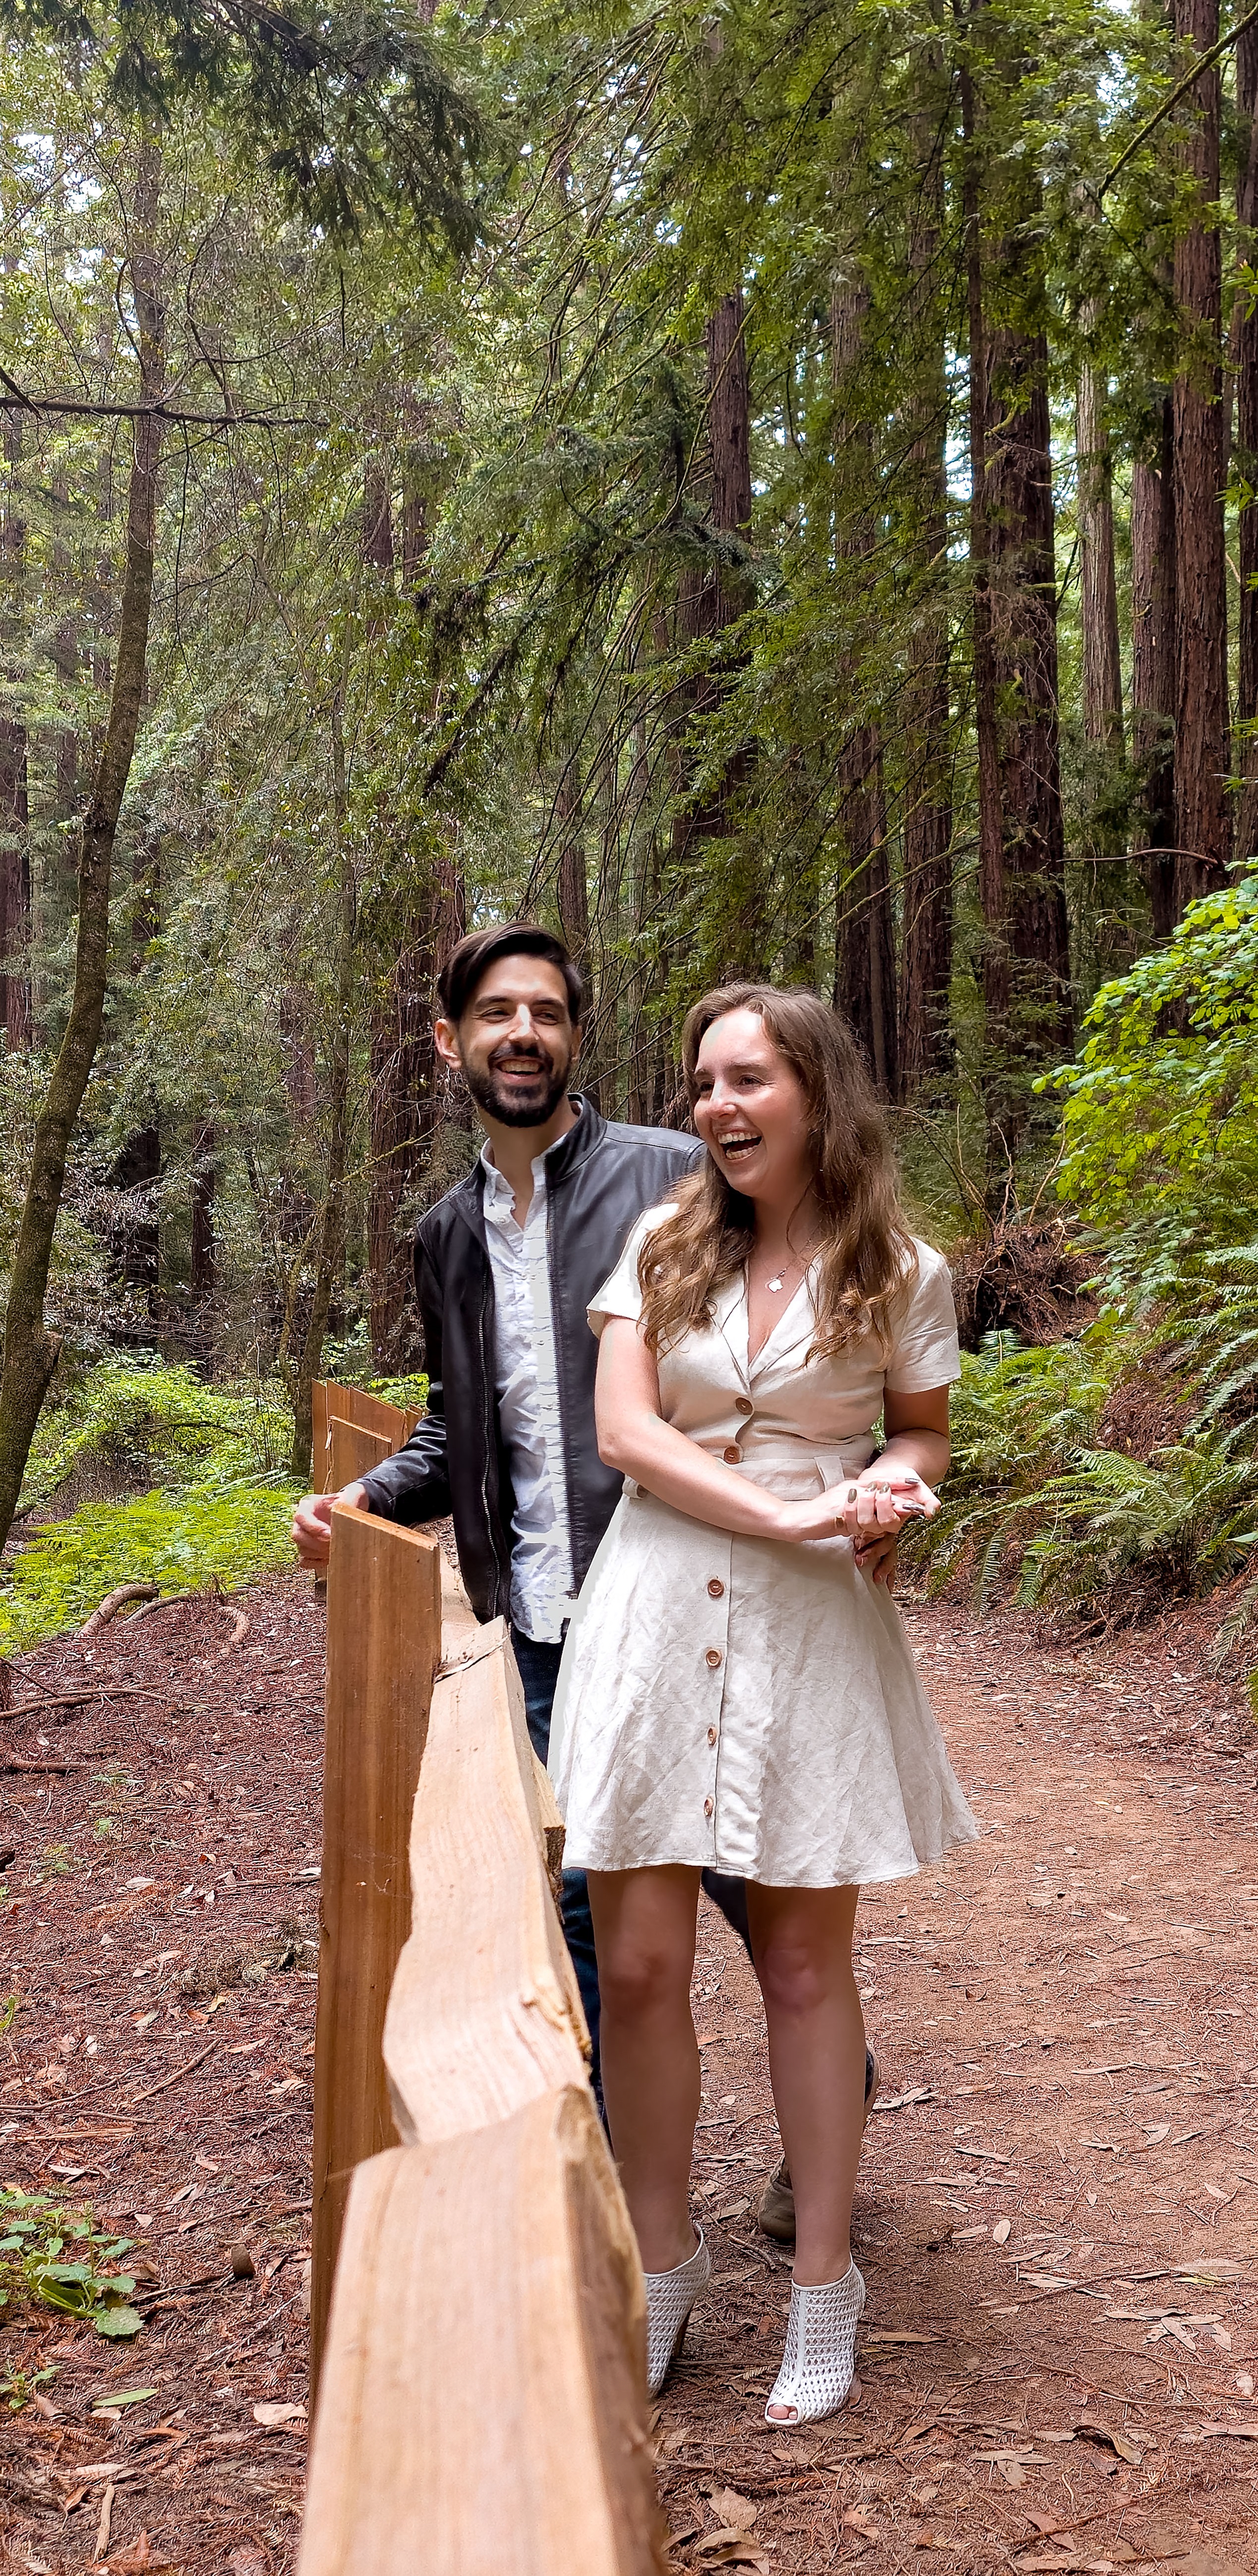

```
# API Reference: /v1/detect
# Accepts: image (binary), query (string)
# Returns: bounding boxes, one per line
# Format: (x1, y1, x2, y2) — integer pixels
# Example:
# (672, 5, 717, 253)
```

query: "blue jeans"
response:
(511, 1628, 756, 2104)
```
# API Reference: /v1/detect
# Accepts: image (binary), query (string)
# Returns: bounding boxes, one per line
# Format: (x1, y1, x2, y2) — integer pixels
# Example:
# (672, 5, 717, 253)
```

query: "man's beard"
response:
(463, 1044, 575, 1129)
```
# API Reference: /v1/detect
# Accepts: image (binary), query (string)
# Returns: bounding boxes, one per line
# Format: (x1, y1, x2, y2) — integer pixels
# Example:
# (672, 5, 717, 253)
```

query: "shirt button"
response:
(704, 1797, 714, 1818)
(735, 1397, 754, 1416)
(707, 1578, 725, 1599)
(722, 1444, 742, 1464)
(705, 1648, 723, 1670)
(707, 1726, 718, 1746)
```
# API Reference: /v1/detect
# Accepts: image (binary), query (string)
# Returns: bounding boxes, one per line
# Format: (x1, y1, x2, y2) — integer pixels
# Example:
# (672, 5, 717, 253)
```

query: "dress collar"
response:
(713, 1264, 818, 1386)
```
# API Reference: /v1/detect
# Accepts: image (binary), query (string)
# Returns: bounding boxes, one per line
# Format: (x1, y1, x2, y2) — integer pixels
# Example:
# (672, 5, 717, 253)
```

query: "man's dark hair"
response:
(437, 922, 585, 1026)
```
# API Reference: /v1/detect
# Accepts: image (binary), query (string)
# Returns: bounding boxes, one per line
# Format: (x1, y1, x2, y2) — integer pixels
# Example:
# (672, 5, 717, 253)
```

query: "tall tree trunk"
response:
(1235, 21, 1258, 864)
(961, 48, 1070, 1168)
(1172, 0, 1230, 910)
(668, 287, 757, 977)
(111, 830, 161, 1297)
(555, 756, 589, 961)
(190, 1121, 216, 1301)
(1132, 402, 1179, 932)
(898, 62, 954, 1093)
(832, 274, 898, 1097)
(1077, 364, 1125, 757)
(0, 138, 164, 1553)
(0, 414, 30, 1050)
(289, 695, 354, 1479)
(367, 858, 465, 1370)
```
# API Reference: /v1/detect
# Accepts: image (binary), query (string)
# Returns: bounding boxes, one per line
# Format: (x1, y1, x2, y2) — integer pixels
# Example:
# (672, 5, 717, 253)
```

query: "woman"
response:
(547, 984, 976, 2425)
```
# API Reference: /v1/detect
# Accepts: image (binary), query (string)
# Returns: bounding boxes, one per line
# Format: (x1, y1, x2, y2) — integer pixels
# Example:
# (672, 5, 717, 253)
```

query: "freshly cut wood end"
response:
(300, 2089, 665, 2576)
(438, 1549, 481, 1668)
(384, 1625, 589, 2142)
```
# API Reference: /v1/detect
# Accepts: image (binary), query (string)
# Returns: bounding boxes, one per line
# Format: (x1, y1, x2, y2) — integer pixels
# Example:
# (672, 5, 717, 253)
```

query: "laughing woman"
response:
(547, 984, 977, 2426)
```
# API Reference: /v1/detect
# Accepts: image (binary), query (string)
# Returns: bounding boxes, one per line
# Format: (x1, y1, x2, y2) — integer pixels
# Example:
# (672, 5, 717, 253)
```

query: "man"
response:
(292, 919, 876, 2225)
(292, 920, 746, 2088)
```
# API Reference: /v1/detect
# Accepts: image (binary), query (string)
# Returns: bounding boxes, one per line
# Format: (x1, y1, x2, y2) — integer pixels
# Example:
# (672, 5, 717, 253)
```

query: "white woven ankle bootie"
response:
(765, 2260, 865, 2425)
(644, 2228, 711, 2396)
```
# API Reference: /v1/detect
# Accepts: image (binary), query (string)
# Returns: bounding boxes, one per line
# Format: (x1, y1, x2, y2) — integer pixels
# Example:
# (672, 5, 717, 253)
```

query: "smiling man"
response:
(291, 920, 750, 2089)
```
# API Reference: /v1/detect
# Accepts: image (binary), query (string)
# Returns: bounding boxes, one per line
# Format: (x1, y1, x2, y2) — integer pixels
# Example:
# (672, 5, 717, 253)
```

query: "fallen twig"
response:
(0, 1756, 82, 1773)
(80, 1583, 159, 1640)
(0, 1685, 167, 1720)
(121, 2040, 217, 2109)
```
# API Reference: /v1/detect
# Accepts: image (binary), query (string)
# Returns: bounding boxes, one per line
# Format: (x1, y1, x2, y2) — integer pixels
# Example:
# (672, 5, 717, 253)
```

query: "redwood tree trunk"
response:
(0, 414, 30, 1049)
(1235, 21, 1258, 865)
(832, 275, 898, 1096)
(668, 286, 757, 976)
(1077, 364, 1125, 758)
(1132, 402, 1178, 933)
(963, 49, 1071, 1167)
(367, 859, 465, 1370)
(1172, 0, 1230, 910)
(899, 66, 954, 1093)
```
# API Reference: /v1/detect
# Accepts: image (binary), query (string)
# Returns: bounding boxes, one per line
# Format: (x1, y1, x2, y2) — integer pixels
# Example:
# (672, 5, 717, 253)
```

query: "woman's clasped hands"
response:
(774, 1468, 942, 1584)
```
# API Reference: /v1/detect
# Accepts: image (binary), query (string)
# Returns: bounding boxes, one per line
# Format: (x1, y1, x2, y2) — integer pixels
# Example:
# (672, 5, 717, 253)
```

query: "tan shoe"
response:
(756, 2049, 880, 2244)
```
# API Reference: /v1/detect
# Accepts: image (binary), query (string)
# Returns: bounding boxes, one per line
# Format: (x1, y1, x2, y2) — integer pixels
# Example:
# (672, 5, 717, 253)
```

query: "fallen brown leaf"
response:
(707, 2490, 757, 2534)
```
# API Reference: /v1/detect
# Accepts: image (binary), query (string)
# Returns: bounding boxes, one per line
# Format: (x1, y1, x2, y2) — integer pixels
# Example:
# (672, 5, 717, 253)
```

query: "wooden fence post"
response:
(328, 1416, 391, 1492)
(310, 1500, 441, 2399)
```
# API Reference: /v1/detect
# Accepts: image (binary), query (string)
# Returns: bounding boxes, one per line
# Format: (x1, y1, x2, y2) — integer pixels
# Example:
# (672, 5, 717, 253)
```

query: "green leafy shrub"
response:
(903, 1330, 1123, 1607)
(1010, 1441, 1258, 1616)
(1043, 862, 1258, 1306)
(0, 2187, 142, 2338)
(0, 1481, 299, 1654)
(22, 1357, 291, 1511)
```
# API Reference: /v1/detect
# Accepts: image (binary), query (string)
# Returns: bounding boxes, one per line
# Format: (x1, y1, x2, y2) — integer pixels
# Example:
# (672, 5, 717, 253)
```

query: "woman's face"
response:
(691, 1008, 815, 1205)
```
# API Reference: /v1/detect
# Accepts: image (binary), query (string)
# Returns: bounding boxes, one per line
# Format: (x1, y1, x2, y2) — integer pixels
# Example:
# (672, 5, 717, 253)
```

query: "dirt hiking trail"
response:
(0, 1577, 1254, 2576)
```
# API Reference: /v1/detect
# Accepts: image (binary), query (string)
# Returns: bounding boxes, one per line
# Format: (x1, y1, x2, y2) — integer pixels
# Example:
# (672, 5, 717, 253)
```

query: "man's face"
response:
(436, 956, 581, 1128)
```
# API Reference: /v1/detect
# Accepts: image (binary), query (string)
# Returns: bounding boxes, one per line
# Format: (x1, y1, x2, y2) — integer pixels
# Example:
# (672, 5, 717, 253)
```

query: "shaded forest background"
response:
(1, 0, 1257, 1654)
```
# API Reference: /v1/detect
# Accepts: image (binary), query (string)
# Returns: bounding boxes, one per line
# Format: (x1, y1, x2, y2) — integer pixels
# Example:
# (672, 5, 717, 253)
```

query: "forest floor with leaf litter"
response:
(0, 1575, 1254, 2574)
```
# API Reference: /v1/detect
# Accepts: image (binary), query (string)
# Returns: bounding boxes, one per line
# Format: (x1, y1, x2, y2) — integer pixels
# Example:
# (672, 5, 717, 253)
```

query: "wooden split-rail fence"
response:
(299, 1383, 665, 2575)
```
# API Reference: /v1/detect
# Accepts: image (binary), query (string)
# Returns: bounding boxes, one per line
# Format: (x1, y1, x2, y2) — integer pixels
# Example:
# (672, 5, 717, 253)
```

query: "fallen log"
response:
(299, 2088, 664, 2576)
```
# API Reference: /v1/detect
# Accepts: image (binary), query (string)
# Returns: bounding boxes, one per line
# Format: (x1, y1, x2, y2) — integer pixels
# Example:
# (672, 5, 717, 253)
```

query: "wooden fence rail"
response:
(299, 1391, 663, 2575)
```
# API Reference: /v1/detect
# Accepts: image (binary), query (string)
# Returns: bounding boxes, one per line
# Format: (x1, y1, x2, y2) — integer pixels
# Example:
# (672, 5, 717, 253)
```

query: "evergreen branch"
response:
(1099, 0, 1258, 195)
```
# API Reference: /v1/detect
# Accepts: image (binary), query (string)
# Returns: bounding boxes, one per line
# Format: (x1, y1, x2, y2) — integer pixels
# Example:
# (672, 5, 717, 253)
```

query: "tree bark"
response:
(289, 692, 355, 1478)
(1132, 403, 1179, 934)
(1172, 0, 1230, 910)
(555, 757, 589, 962)
(831, 274, 897, 1097)
(367, 859, 465, 1371)
(898, 62, 954, 1093)
(1077, 364, 1125, 757)
(190, 1121, 216, 1300)
(0, 138, 164, 1553)
(668, 286, 758, 976)
(1235, 20, 1258, 864)
(962, 46, 1070, 1163)
(0, 413, 31, 1050)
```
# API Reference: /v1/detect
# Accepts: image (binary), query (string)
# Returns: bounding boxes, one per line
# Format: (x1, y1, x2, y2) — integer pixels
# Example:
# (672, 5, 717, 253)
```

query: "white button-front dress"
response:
(547, 1210, 978, 1889)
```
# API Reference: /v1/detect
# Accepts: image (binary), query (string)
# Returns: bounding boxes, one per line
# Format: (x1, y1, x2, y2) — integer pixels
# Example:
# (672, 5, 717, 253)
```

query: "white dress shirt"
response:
(479, 1133, 577, 1643)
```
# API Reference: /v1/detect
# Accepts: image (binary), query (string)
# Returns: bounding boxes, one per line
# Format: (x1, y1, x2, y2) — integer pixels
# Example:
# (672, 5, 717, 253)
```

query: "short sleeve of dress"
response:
(883, 1240, 962, 1392)
(587, 1204, 677, 1341)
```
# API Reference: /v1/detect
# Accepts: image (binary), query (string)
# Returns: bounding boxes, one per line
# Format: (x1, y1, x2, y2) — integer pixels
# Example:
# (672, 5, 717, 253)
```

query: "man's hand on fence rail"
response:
(292, 1481, 369, 1566)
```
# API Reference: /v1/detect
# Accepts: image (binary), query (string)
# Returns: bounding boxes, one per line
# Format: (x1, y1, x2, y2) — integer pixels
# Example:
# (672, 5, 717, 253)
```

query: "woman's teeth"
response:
(720, 1133, 760, 1156)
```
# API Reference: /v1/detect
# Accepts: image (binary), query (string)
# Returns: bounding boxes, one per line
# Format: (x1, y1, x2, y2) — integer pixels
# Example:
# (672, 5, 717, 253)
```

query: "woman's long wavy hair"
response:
(637, 984, 916, 1362)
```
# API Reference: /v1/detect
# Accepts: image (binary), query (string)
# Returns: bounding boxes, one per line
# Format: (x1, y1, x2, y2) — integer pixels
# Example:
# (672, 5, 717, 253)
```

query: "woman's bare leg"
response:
(747, 1883, 865, 2294)
(587, 1865, 702, 2273)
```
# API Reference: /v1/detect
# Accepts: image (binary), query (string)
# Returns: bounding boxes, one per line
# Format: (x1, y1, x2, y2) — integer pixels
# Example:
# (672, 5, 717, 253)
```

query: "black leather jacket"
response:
(358, 1099, 702, 1622)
